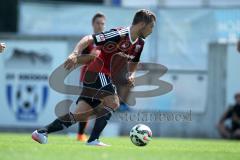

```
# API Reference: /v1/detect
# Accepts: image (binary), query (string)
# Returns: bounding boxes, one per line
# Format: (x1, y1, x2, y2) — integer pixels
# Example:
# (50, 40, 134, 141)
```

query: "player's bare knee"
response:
(111, 101, 120, 110)
(104, 100, 119, 110)
(103, 95, 120, 110)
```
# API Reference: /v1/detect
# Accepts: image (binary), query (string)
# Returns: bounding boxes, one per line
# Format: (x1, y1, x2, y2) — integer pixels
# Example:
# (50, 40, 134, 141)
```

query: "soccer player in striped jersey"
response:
(32, 9, 156, 146)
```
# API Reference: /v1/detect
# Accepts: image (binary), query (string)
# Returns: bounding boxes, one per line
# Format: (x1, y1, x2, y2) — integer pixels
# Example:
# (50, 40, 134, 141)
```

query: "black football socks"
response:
(38, 112, 76, 134)
(87, 106, 113, 142)
(78, 122, 87, 135)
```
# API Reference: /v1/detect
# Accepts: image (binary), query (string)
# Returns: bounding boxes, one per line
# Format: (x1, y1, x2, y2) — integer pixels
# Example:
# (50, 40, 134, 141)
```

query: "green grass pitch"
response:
(0, 133, 240, 160)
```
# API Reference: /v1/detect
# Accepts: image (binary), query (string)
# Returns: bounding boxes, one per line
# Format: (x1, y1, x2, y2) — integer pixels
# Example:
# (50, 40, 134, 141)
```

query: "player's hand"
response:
(64, 53, 78, 70)
(127, 76, 135, 87)
(0, 43, 6, 53)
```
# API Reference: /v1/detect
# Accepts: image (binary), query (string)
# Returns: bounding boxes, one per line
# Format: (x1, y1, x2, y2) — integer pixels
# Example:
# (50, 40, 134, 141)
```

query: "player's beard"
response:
(138, 29, 146, 39)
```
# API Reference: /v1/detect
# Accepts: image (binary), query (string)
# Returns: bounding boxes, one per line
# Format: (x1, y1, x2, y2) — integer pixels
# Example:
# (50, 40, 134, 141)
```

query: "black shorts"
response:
(76, 71, 117, 108)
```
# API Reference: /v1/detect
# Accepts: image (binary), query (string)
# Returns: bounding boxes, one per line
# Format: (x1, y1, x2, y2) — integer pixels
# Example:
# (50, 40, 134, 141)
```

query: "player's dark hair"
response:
(92, 12, 106, 24)
(132, 9, 156, 25)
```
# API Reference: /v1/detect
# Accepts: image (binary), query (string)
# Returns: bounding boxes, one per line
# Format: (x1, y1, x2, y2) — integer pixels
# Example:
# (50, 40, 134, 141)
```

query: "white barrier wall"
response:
(132, 71, 207, 112)
(226, 44, 240, 105)
(0, 37, 68, 127)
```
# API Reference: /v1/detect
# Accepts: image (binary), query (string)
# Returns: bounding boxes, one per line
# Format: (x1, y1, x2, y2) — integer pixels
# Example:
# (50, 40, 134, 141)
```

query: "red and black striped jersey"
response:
(88, 26, 145, 76)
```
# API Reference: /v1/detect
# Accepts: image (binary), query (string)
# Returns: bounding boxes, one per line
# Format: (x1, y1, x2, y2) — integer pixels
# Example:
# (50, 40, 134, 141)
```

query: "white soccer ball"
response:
(130, 124, 152, 146)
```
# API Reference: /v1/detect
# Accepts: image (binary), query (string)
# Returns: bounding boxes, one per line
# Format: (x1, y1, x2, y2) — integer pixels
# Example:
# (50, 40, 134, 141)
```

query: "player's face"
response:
(139, 21, 155, 38)
(92, 17, 106, 34)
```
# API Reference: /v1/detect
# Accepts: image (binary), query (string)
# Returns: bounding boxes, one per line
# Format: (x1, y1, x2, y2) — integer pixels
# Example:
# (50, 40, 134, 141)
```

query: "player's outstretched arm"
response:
(64, 35, 94, 70)
(127, 62, 139, 87)
(0, 43, 6, 53)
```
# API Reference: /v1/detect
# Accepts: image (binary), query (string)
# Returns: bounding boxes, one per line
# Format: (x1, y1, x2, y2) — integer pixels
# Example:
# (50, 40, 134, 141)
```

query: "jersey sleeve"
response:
(92, 29, 121, 46)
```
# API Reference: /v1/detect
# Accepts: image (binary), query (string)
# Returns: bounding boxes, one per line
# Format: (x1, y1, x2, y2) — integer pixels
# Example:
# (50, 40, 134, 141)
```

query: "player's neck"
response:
(129, 26, 139, 42)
